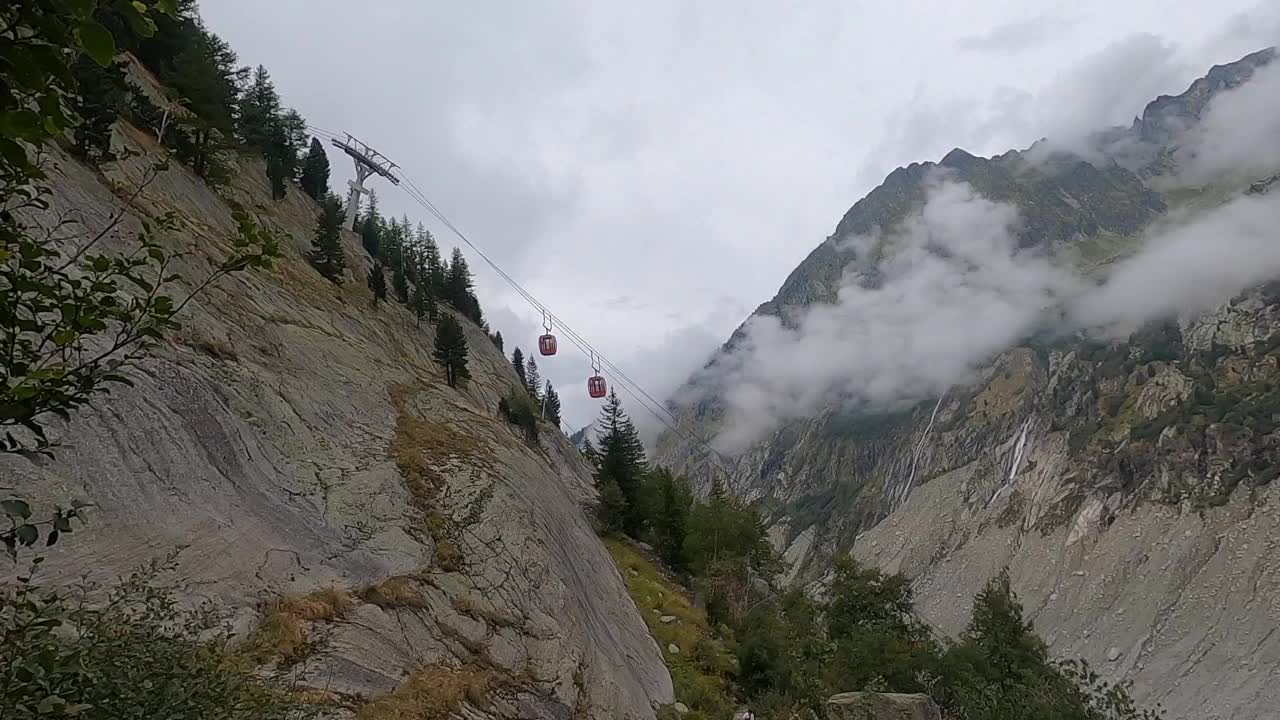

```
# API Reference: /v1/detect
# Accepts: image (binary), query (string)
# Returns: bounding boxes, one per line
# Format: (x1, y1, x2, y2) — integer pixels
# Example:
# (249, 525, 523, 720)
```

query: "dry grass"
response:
(188, 331, 239, 361)
(361, 576, 429, 610)
(388, 383, 486, 510)
(241, 587, 354, 667)
(449, 593, 521, 629)
(355, 665, 496, 720)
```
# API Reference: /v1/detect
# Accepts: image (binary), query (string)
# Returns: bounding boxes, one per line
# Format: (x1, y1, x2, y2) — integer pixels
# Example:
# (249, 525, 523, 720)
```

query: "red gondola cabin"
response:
(538, 334, 557, 356)
(587, 375, 607, 399)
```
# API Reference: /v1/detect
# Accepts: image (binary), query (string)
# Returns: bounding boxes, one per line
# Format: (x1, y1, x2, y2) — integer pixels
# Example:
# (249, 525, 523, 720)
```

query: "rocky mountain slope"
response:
(655, 49, 1280, 719)
(3, 62, 672, 719)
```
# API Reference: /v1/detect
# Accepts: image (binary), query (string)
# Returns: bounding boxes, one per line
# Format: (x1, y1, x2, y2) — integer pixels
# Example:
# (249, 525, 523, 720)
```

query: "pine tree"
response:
(368, 262, 387, 304)
(645, 468, 692, 571)
(360, 190, 382, 257)
(433, 315, 471, 388)
(526, 357, 543, 402)
(491, 331, 504, 352)
(445, 247, 482, 323)
(544, 381, 562, 428)
(392, 261, 410, 304)
(424, 230, 446, 298)
(299, 137, 331, 200)
(511, 348, 528, 388)
(596, 476, 628, 534)
(238, 65, 280, 150)
(266, 153, 288, 200)
(71, 56, 127, 164)
(595, 389, 648, 537)
(412, 273, 432, 326)
(309, 197, 345, 283)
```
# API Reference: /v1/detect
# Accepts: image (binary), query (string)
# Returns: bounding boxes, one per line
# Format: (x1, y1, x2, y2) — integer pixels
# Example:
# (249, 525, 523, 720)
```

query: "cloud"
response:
(706, 177, 1080, 453)
(705, 60, 1280, 451)
(1171, 57, 1280, 187)
(957, 13, 1076, 55)
(1071, 190, 1280, 334)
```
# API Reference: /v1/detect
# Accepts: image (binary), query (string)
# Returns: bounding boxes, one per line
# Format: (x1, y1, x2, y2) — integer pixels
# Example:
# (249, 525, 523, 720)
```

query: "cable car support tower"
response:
(331, 133, 400, 231)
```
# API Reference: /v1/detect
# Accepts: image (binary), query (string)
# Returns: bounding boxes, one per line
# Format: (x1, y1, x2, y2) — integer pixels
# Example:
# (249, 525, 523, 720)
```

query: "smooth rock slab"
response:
(826, 693, 941, 720)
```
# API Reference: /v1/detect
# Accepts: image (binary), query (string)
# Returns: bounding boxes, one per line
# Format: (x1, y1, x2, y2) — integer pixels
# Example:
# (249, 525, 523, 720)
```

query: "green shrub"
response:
(0, 558, 317, 720)
(498, 387, 540, 445)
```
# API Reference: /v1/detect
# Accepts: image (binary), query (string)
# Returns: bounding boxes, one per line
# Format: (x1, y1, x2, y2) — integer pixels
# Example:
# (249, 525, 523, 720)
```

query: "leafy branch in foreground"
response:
(0, 192, 280, 456)
(0, 554, 320, 720)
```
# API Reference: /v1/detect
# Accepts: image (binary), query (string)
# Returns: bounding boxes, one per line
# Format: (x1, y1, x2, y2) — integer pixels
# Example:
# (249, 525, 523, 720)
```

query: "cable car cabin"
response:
(538, 334, 557, 356)
(587, 375, 607, 399)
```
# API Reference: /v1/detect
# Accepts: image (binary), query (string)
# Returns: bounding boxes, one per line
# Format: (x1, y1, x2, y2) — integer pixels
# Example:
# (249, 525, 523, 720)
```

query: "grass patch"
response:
(389, 383, 486, 509)
(361, 576, 428, 610)
(605, 539, 737, 720)
(355, 665, 497, 720)
(241, 587, 354, 667)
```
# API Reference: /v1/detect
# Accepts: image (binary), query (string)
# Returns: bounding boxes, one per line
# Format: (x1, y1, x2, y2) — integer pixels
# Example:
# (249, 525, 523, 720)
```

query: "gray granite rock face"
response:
(4, 114, 671, 719)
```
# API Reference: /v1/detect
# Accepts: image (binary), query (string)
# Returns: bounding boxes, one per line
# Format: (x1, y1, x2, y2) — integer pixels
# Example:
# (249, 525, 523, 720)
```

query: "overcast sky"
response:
(200, 0, 1279, 433)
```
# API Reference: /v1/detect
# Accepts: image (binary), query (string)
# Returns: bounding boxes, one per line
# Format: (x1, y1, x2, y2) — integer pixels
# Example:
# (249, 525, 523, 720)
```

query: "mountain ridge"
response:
(655, 48, 1280, 720)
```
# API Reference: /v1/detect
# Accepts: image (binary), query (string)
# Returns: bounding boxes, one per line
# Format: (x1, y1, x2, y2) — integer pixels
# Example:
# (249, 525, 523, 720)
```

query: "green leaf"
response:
(0, 111, 43, 140)
(66, 0, 97, 17)
(1, 499, 32, 519)
(157, 0, 179, 13)
(132, 0, 148, 11)
(46, 529, 59, 547)
(15, 524, 39, 546)
(76, 22, 116, 67)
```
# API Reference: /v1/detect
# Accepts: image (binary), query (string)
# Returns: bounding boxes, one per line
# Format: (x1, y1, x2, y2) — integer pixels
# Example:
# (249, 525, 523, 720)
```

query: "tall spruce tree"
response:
(544, 381, 562, 428)
(368, 262, 387, 304)
(392, 260, 410, 304)
(71, 56, 127, 164)
(433, 315, 471, 388)
(645, 468, 693, 571)
(595, 389, 648, 537)
(424, 230, 446, 297)
(238, 65, 280, 150)
(299, 137, 331, 200)
(309, 197, 345, 283)
(411, 266, 433, 326)
(491, 330, 504, 352)
(445, 247, 481, 322)
(360, 190, 382, 257)
(526, 357, 543, 402)
(511, 348, 528, 388)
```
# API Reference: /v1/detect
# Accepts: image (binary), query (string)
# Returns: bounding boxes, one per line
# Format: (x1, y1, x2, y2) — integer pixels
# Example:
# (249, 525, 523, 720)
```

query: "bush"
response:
(0, 558, 316, 720)
(498, 387, 540, 445)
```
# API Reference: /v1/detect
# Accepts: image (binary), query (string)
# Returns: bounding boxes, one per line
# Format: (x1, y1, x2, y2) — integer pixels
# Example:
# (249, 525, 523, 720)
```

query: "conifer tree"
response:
(392, 260, 410, 304)
(266, 153, 288, 200)
(424, 230, 446, 297)
(645, 468, 692, 571)
(360, 190, 382, 257)
(596, 476, 628, 534)
(299, 137, 331, 200)
(309, 197, 345, 283)
(442, 247, 483, 323)
(491, 330, 504, 352)
(511, 348, 528, 388)
(238, 65, 280, 150)
(526, 357, 543, 402)
(544, 381, 562, 428)
(412, 269, 433, 326)
(445, 247, 474, 310)
(368, 262, 387, 304)
(433, 315, 471, 388)
(71, 56, 127, 164)
(595, 389, 648, 537)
